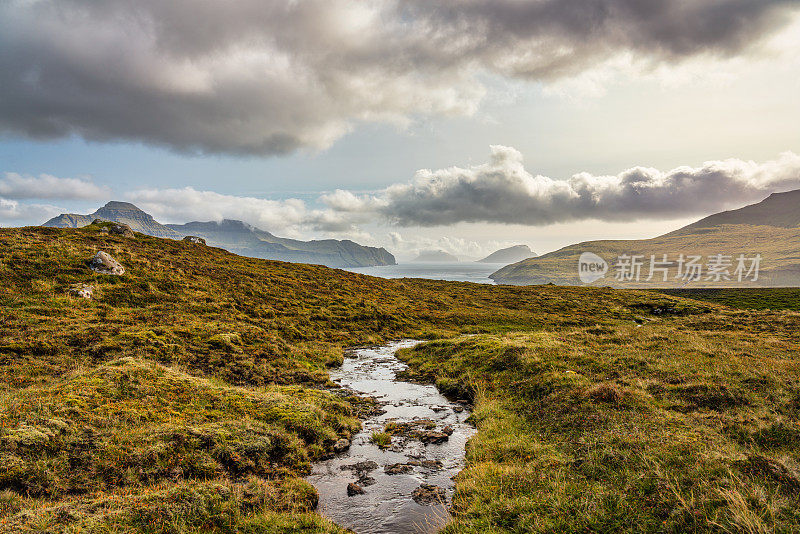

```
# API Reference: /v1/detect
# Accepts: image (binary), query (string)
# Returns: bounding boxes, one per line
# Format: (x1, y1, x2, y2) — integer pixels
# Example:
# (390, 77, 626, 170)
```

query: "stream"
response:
(307, 340, 475, 534)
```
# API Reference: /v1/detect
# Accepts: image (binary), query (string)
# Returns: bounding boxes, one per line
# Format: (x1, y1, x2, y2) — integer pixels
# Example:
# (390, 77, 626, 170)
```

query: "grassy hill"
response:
(491, 191, 800, 288)
(1, 223, 799, 532)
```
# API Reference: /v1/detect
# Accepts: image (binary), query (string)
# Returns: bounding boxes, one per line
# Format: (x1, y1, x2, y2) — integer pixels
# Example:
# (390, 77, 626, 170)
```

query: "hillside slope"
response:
(492, 191, 800, 287)
(1, 224, 799, 532)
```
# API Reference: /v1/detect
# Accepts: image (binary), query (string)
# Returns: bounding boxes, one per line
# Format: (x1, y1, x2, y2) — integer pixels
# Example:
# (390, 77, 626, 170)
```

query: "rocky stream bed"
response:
(307, 340, 475, 534)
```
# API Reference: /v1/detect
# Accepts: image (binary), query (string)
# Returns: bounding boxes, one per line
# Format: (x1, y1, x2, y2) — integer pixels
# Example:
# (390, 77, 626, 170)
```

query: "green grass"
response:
(398, 324, 800, 533)
(1, 224, 799, 532)
(659, 288, 800, 312)
(370, 432, 392, 450)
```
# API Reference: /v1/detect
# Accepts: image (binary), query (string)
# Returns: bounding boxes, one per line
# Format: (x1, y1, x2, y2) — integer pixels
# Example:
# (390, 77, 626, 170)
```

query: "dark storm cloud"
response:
(0, 0, 797, 155)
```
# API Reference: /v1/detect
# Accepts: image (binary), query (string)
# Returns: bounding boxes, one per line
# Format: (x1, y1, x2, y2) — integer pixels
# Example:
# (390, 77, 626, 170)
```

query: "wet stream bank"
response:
(307, 340, 475, 534)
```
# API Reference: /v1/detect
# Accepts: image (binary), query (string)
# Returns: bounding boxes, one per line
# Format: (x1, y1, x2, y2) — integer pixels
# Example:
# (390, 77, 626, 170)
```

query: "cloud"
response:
(123, 148, 800, 239)
(0, 173, 109, 200)
(125, 186, 366, 238)
(1, 0, 796, 155)
(0, 198, 61, 222)
(376, 146, 800, 226)
(386, 231, 518, 259)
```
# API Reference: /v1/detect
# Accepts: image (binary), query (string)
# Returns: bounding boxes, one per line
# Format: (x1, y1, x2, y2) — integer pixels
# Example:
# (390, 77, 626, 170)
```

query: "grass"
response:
(1, 223, 799, 531)
(659, 288, 800, 312)
(397, 324, 800, 533)
(370, 432, 392, 450)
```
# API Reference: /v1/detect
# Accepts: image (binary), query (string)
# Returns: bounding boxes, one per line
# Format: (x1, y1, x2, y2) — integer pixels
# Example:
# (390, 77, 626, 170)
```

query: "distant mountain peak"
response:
(100, 200, 142, 210)
(479, 244, 537, 264)
(43, 202, 395, 268)
(675, 189, 800, 233)
(43, 200, 180, 238)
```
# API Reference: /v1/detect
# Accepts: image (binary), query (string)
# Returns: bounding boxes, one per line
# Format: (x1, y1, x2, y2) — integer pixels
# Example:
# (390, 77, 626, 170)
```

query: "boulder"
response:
(183, 236, 206, 245)
(94, 220, 135, 238)
(411, 484, 446, 505)
(89, 251, 125, 275)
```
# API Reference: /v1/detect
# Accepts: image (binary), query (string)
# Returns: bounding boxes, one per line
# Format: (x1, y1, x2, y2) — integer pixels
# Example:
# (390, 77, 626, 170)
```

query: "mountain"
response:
(167, 219, 395, 268)
(479, 245, 537, 263)
(43, 201, 181, 239)
(412, 249, 460, 262)
(491, 190, 800, 287)
(43, 202, 395, 268)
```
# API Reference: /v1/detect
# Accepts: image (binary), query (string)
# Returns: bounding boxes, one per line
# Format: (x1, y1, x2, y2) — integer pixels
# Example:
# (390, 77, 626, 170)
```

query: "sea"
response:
(345, 262, 506, 284)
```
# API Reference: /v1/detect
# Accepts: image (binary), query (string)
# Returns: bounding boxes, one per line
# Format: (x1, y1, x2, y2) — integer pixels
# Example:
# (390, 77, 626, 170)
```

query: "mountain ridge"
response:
(43, 202, 395, 268)
(491, 190, 800, 287)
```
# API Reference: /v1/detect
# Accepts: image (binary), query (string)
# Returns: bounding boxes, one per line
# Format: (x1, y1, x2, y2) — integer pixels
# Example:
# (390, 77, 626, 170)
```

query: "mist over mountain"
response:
(412, 250, 460, 263)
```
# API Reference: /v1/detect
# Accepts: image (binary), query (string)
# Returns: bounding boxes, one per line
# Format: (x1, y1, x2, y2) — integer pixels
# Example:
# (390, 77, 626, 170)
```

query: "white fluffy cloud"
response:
(0, 198, 61, 222)
(125, 187, 366, 238)
(376, 146, 800, 226)
(1, 0, 796, 155)
(122, 148, 800, 244)
(0, 173, 109, 200)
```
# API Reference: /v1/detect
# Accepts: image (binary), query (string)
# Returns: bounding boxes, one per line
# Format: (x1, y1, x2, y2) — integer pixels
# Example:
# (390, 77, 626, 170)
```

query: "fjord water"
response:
(346, 262, 505, 284)
(307, 341, 475, 533)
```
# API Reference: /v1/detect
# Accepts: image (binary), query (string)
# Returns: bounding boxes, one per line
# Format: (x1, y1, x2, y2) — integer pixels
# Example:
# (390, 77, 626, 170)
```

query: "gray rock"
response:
(183, 235, 206, 245)
(89, 251, 125, 276)
(69, 284, 94, 299)
(411, 484, 446, 505)
(95, 221, 135, 238)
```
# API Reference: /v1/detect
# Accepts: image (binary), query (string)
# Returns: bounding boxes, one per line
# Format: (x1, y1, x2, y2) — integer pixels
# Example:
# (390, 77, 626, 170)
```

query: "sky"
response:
(2, 0, 800, 261)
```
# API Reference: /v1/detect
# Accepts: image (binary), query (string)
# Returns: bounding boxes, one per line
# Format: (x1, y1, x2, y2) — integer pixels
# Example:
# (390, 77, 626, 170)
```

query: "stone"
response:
(418, 430, 449, 444)
(408, 459, 443, 469)
(453, 406, 464, 413)
(411, 484, 446, 505)
(347, 483, 365, 496)
(94, 220, 135, 238)
(442, 425, 454, 436)
(333, 438, 350, 453)
(359, 476, 376, 486)
(89, 251, 125, 275)
(183, 236, 206, 245)
(341, 461, 378, 474)
(385, 463, 413, 475)
(69, 284, 94, 299)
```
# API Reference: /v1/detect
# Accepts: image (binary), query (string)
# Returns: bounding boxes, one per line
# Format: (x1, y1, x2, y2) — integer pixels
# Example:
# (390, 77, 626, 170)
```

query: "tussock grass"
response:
(399, 323, 800, 533)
